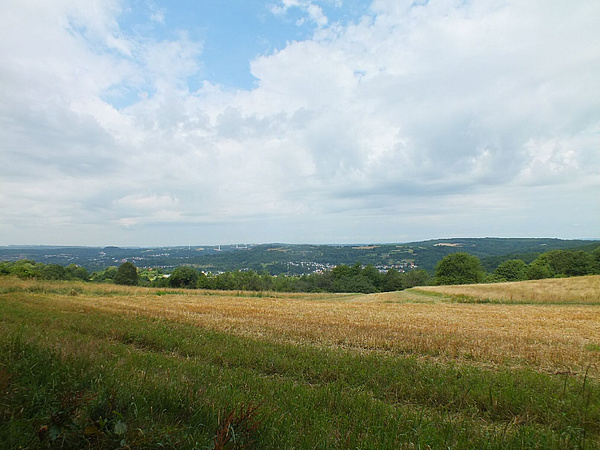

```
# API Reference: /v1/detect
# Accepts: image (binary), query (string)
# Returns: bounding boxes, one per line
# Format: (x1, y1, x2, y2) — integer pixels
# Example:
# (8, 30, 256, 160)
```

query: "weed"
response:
(155, 290, 179, 296)
(38, 390, 96, 446)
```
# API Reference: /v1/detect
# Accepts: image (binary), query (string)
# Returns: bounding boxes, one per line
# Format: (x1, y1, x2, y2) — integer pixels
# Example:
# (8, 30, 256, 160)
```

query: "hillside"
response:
(1, 237, 598, 274)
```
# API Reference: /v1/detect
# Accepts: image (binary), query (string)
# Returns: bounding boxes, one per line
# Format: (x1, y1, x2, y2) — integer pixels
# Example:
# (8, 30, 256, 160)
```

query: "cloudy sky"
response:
(1, 0, 599, 246)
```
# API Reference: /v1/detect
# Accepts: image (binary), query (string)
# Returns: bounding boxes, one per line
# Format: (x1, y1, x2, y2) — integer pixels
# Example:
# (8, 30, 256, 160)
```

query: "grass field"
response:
(1, 275, 599, 448)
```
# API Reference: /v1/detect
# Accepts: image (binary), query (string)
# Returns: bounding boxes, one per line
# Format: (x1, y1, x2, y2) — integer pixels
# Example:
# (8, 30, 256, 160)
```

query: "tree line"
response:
(2, 246, 599, 293)
(0, 260, 91, 281)
(103, 262, 432, 294)
(435, 248, 600, 285)
(0, 259, 430, 293)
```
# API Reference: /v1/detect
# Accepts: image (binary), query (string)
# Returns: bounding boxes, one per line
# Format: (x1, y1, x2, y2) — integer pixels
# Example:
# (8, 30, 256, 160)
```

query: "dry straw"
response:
(2, 276, 599, 376)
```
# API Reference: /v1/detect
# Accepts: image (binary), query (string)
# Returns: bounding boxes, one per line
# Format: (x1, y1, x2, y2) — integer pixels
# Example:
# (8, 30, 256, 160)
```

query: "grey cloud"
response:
(1, 106, 120, 178)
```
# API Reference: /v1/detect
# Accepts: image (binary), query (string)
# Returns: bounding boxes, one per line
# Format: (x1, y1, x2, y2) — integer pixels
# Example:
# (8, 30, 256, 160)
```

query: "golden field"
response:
(416, 275, 600, 304)
(3, 275, 599, 377)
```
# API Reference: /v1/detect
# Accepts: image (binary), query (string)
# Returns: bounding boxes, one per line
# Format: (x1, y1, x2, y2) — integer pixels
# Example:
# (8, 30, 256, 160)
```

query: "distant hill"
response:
(404, 238, 600, 272)
(1, 238, 598, 275)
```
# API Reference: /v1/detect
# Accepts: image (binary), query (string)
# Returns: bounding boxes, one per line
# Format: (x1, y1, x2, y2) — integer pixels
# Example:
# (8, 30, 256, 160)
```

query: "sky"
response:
(1, 0, 599, 246)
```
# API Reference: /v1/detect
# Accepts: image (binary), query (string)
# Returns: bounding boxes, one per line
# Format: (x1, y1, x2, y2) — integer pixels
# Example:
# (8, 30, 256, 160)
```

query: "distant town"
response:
(1, 238, 597, 275)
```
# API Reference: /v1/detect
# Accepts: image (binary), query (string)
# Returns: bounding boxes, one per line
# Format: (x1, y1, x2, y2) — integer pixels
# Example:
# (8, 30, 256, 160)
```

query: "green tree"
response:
(362, 265, 384, 291)
(213, 272, 235, 290)
(542, 250, 597, 277)
(237, 270, 264, 291)
(526, 258, 553, 280)
(593, 246, 600, 267)
(11, 260, 41, 279)
(41, 264, 68, 280)
(494, 259, 528, 282)
(272, 274, 298, 292)
(347, 275, 377, 294)
(0, 262, 11, 276)
(169, 266, 199, 289)
(484, 273, 507, 283)
(590, 246, 600, 275)
(261, 273, 274, 291)
(401, 269, 430, 288)
(66, 264, 90, 281)
(114, 262, 139, 286)
(329, 263, 378, 293)
(92, 266, 118, 283)
(435, 253, 485, 285)
(383, 268, 404, 291)
(196, 272, 213, 289)
(151, 276, 170, 288)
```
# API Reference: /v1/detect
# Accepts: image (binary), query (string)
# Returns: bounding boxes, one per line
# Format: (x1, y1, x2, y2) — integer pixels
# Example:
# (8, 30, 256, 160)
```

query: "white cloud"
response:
(271, 0, 330, 27)
(149, 5, 166, 25)
(0, 0, 599, 245)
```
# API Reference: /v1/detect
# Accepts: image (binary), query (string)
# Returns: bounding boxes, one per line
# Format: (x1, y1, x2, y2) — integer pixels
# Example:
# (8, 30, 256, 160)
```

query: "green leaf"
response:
(114, 420, 128, 435)
(49, 425, 62, 441)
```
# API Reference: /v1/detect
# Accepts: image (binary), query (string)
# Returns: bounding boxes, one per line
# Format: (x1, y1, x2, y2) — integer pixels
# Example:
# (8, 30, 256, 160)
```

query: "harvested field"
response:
(2, 276, 600, 448)
(3, 276, 599, 376)
(416, 275, 600, 305)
